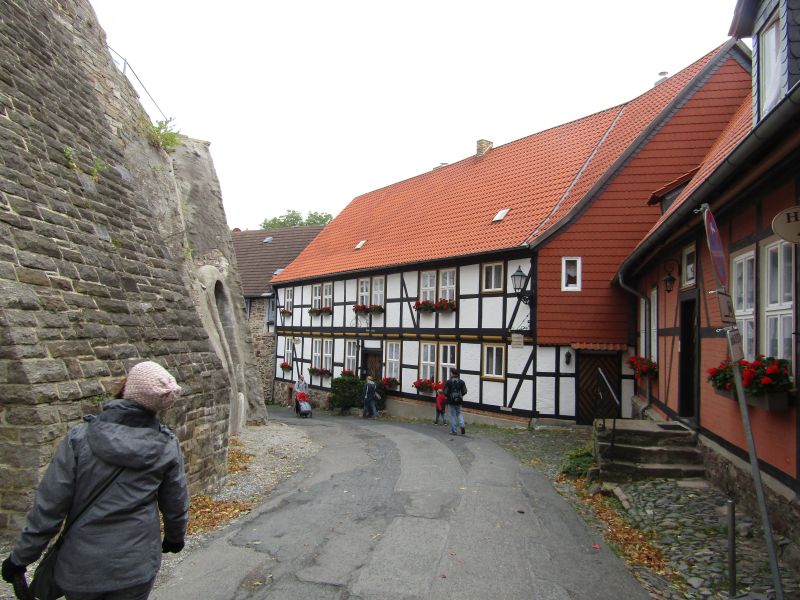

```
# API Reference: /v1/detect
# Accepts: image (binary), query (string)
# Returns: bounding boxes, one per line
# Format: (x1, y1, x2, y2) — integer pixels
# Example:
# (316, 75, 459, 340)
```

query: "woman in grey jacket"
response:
(2, 361, 189, 600)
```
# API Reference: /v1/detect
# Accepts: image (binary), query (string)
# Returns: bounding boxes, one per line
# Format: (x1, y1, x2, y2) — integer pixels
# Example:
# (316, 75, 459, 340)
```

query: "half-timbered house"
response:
(270, 41, 752, 423)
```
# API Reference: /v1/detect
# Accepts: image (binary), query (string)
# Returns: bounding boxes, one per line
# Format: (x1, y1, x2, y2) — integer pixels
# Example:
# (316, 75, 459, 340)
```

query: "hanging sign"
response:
(703, 205, 729, 289)
(771, 207, 800, 244)
(511, 333, 524, 348)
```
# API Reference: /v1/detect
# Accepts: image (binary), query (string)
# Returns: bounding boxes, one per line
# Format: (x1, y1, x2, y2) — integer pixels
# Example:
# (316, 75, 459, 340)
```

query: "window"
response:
(420, 342, 437, 381)
(323, 339, 333, 372)
(312, 339, 321, 369)
(385, 342, 401, 380)
(759, 12, 781, 116)
(311, 284, 322, 309)
(733, 251, 756, 361)
(358, 279, 370, 306)
(439, 269, 456, 301)
(372, 277, 385, 306)
(322, 282, 333, 309)
(345, 340, 359, 373)
(561, 257, 581, 291)
(483, 344, 505, 378)
(284, 288, 294, 311)
(649, 287, 657, 362)
(638, 298, 646, 357)
(682, 245, 696, 287)
(482, 263, 503, 292)
(420, 271, 436, 302)
(284, 338, 293, 367)
(765, 240, 793, 360)
(244, 298, 252, 320)
(267, 298, 276, 324)
(440, 343, 457, 382)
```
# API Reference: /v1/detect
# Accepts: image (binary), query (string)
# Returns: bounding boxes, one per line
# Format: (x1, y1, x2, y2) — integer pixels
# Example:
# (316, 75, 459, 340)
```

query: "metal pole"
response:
(729, 343, 784, 599)
(727, 499, 736, 598)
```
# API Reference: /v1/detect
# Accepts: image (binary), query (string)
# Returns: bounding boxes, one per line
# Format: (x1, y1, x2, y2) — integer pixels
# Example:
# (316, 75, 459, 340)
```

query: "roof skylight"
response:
(262, 236, 273, 243)
(493, 208, 510, 222)
(355, 240, 366, 250)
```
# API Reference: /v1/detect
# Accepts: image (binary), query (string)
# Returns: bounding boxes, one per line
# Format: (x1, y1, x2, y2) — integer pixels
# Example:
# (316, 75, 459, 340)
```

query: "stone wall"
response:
(247, 297, 276, 403)
(0, 0, 261, 536)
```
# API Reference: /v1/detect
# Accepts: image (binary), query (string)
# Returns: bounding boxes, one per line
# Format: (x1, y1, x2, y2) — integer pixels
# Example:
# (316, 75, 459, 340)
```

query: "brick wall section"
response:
(247, 298, 276, 402)
(0, 0, 230, 536)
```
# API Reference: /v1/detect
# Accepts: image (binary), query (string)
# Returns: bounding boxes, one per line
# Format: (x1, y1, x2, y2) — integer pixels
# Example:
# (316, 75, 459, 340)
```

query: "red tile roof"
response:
(273, 44, 732, 284)
(232, 226, 324, 296)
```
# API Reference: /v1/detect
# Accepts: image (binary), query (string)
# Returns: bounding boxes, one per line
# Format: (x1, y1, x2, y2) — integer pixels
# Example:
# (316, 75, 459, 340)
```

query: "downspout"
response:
(617, 272, 653, 417)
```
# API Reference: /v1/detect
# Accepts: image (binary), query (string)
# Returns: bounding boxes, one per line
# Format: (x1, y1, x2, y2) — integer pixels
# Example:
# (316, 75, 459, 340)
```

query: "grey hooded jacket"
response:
(10, 400, 189, 593)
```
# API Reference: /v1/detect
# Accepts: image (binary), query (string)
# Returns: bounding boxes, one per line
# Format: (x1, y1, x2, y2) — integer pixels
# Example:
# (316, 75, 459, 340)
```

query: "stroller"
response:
(295, 391, 312, 418)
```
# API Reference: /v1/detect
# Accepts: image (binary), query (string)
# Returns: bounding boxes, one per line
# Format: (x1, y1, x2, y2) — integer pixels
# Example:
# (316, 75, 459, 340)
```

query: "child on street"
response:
(434, 390, 447, 426)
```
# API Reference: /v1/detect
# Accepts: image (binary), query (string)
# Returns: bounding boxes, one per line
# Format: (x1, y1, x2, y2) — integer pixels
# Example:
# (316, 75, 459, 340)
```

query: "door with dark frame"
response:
(576, 351, 621, 425)
(363, 349, 383, 381)
(678, 298, 698, 420)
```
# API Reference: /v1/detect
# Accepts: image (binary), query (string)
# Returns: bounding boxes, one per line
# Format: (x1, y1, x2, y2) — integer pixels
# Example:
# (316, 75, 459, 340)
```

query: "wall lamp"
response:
(663, 260, 679, 293)
(564, 349, 572, 365)
(511, 266, 532, 305)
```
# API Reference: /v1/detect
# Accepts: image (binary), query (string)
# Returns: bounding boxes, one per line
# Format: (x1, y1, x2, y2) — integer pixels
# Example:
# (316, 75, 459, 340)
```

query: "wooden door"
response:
(576, 352, 621, 425)
(363, 349, 383, 381)
(678, 298, 698, 419)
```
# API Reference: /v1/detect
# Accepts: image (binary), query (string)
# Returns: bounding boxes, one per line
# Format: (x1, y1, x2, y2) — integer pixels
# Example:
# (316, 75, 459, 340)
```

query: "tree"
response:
(261, 210, 332, 229)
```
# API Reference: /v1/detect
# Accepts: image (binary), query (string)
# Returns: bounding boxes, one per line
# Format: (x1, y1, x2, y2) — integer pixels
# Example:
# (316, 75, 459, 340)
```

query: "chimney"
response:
(654, 71, 669, 86)
(476, 139, 493, 157)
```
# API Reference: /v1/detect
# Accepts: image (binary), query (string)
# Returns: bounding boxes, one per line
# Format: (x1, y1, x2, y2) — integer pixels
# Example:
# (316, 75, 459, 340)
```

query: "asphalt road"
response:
(151, 411, 649, 600)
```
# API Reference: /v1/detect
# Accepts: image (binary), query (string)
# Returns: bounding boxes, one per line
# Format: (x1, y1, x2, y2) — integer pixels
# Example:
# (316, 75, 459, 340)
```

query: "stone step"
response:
(595, 424, 697, 447)
(597, 441, 703, 465)
(599, 459, 706, 482)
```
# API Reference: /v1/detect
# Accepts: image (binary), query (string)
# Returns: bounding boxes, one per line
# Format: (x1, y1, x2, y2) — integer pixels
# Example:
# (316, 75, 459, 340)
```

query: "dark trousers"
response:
(434, 408, 447, 423)
(65, 578, 156, 600)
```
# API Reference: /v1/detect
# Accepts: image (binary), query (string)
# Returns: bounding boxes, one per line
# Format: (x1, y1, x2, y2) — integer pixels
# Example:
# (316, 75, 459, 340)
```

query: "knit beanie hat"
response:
(123, 361, 182, 413)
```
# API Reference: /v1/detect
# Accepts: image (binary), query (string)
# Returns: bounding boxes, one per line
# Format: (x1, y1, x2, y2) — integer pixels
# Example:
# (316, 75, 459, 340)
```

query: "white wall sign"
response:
(771, 207, 800, 244)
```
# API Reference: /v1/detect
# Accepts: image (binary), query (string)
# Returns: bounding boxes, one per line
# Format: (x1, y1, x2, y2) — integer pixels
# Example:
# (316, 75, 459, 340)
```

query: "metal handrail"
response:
(597, 368, 621, 459)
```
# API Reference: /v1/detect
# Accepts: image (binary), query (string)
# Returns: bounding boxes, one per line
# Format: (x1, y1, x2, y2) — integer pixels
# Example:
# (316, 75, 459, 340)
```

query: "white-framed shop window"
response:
(420, 271, 436, 302)
(420, 342, 437, 380)
(759, 11, 781, 117)
(682, 244, 696, 288)
(372, 277, 385, 306)
(311, 284, 322, 309)
(284, 288, 294, 311)
(323, 339, 333, 371)
(385, 341, 401, 380)
(561, 257, 581, 291)
(439, 269, 456, 301)
(358, 278, 370, 305)
(649, 287, 657, 362)
(440, 343, 457, 382)
(312, 339, 322, 369)
(322, 282, 333, 309)
(733, 250, 756, 361)
(482, 263, 503, 292)
(764, 240, 793, 360)
(483, 344, 505, 379)
(345, 340, 358, 373)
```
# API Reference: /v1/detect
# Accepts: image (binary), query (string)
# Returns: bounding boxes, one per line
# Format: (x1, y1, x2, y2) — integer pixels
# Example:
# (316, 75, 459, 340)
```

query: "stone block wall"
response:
(0, 0, 260, 536)
(247, 297, 276, 403)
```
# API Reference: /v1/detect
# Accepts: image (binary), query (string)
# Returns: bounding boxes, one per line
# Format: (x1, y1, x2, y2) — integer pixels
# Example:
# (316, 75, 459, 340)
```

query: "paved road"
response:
(152, 411, 649, 600)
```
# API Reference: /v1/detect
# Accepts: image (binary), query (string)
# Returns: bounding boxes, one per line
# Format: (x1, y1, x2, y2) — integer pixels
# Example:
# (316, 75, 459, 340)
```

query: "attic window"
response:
(355, 240, 366, 250)
(493, 209, 510, 222)
(262, 236, 274, 243)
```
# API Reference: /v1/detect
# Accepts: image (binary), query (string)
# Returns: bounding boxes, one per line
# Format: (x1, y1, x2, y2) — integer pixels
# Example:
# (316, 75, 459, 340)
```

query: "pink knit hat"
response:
(123, 361, 182, 412)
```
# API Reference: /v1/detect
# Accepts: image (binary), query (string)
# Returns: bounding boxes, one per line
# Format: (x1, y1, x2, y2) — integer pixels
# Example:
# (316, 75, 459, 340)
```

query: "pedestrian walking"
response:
(434, 389, 448, 425)
(363, 376, 378, 418)
(1, 360, 189, 600)
(445, 369, 467, 435)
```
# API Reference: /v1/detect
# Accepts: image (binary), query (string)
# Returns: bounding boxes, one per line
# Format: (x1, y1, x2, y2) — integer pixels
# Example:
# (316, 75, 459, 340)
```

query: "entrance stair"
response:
(593, 419, 705, 481)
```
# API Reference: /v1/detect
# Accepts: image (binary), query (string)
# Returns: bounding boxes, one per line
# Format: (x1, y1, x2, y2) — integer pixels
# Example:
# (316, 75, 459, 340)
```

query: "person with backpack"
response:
(444, 369, 467, 435)
(363, 375, 378, 418)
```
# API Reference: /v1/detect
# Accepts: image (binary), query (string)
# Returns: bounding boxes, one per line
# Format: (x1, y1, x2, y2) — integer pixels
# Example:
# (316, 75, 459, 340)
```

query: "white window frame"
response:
(323, 339, 333, 372)
(439, 268, 456, 301)
(322, 282, 333, 309)
(638, 297, 646, 357)
(759, 11, 781, 117)
(284, 288, 294, 311)
(312, 339, 322, 369)
(311, 284, 322, 309)
(483, 344, 505, 379)
(420, 342, 437, 381)
(764, 240, 794, 361)
(561, 257, 581, 291)
(385, 341, 401, 380)
(440, 343, 457, 382)
(284, 338, 293, 367)
(372, 277, 385, 306)
(681, 245, 696, 288)
(733, 249, 756, 361)
(358, 278, 370, 306)
(482, 263, 503, 292)
(267, 298, 276, 327)
(345, 340, 358, 373)
(420, 270, 436, 302)
(649, 287, 657, 362)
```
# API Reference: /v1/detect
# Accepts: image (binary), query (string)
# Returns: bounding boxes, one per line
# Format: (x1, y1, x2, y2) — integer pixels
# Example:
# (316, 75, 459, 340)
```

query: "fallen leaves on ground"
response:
(228, 444, 254, 475)
(187, 495, 254, 535)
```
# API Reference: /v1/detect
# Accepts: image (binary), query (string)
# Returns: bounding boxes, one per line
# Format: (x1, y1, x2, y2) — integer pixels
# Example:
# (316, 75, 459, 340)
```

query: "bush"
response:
(375, 381, 388, 411)
(560, 445, 595, 477)
(329, 375, 363, 414)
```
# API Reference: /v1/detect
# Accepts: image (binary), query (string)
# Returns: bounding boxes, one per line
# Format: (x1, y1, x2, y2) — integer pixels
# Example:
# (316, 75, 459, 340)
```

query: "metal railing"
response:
(596, 367, 621, 459)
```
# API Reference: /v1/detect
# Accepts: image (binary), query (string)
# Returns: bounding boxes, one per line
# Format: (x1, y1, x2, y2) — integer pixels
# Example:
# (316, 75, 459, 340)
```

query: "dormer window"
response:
(758, 11, 781, 117)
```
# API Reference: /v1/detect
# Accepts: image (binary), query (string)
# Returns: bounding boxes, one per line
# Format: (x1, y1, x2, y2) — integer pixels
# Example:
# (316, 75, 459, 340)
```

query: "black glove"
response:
(1, 556, 25, 584)
(161, 539, 184, 554)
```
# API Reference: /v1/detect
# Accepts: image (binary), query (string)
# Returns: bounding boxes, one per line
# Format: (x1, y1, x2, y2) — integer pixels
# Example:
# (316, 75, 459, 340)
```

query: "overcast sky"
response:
(89, 1, 742, 231)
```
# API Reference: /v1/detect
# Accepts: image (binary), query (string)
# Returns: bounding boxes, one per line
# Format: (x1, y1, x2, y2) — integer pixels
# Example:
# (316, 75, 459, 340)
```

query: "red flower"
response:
(708, 367, 719, 377)
(760, 376, 773, 386)
(766, 365, 779, 375)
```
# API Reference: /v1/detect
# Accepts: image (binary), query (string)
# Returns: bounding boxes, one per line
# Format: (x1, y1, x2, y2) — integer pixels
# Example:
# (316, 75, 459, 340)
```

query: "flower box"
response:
(714, 388, 790, 411)
(413, 300, 436, 313)
(433, 299, 456, 312)
(708, 355, 792, 407)
(280, 308, 293, 316)
(626, 355, 657, 379)
(412, 378, 442, 393)
(381, 377, 399, 389)
(353, 304, 384, 315)
(279, 361, 291, 371)
(309, 367, 332, 377)
(340, 369, 356, 377)
(309, 306, 333, 317)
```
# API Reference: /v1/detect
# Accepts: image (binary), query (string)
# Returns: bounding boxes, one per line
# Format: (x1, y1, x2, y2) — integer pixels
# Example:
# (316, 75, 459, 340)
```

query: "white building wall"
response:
(482, 380, 504, 407)
(514, 380, 533, 412)
(559, 377, 576, 416)
(460, 299, 479, 328)
(460, 265, 479, 295)
(537, 346, 556, 372)
(481, 296, 504, 329)
(536, 376, 556, 414)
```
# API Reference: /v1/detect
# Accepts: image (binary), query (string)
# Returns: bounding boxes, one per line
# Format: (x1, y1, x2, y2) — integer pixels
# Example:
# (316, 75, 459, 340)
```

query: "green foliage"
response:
(63, 146, 79, 171)
(90, 156, 108, 182)
(146, 118, 182, 152)
(560, 444, 595, 477)
(111, 239, 121, 251)
(329, 375, 364, 414)
(183, 243, 193, 260)
(374, 380, 388, 411)
(261, 210, 333, 229)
